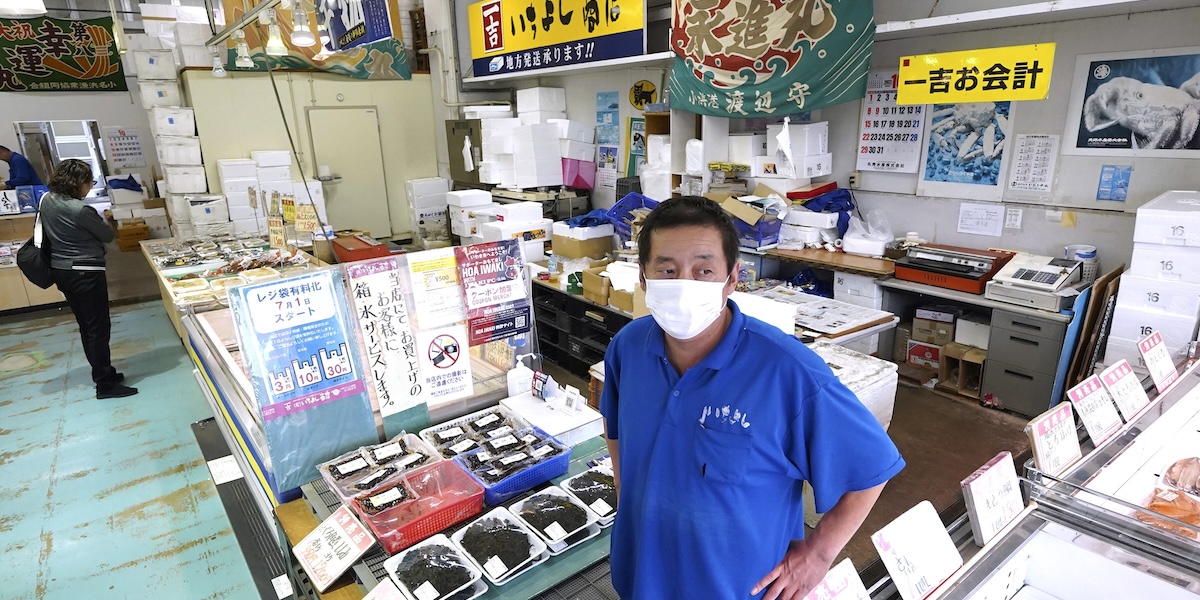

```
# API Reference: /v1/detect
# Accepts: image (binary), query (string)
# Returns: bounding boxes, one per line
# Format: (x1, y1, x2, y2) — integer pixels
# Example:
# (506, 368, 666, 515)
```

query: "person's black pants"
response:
(51, 269, 118, 389)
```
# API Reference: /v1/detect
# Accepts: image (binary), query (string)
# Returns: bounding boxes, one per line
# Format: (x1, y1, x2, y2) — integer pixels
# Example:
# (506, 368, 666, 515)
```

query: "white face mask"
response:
(644, 276, 729, 340)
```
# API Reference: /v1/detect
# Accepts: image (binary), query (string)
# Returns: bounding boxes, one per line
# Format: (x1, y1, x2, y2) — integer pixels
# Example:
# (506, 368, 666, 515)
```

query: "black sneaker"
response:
(97, 384, 138, 399)
(114, 372, 125, 383)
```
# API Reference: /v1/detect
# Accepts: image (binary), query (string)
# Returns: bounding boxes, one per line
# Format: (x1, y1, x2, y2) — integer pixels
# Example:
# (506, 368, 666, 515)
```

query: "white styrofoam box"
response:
(479, 218, 552, 243)
(808, 339, 897, 429)
(481, 129, 515, 154)
(1117, 273, 1200, 318)
(474, 205, 500, 224)
(834, 272, 882, 301)
(232, 218, 265, 234)
(479, 117, 522, 131)
(461, 233, 485, 246)
(221, 177, 259, 197)
(452, 203, 499, 222)
(513, 124, 563, 159)
(501, 392, 603, 447)
(447, 189, 493, 208)
(1108, 300, 1199, 353)
(516, 87, 566, 113)
(766, 121, 830, 157)
(156, 179, 167, 197)
(195, 222, 235, 237)
(133, 49, 177, 80)
(494, 202, 543, 222)
(842, 234, 886, 258)
(412, 206, 449, 241)
(1102, 334, 1188, 375)
(142, 207, 167, 218)
(172, 222, 196, 239)
(163, 166, 207, 193)
(410, 191, 449, 209)
(173, 22, 211, 46)
(523, 239, 548, 262)
(145, 215, 172, 239)
(166, 194, 190, 222)
(837, 292, 884, 310)
(478, 161, 515, 185)
(784, 208, 839, 229)
(451, 218, 478, 236)
(1133, 190, 1200, 247)
(647, 135, 671, 167)
(258, 179, 293, 201)
(548, 119, 595, 144)
(294, 180, 329, 222)
(108, 188, 147, 206)
(251, 150, 291, 167)
(728, 133, 768, 164)
(138, 80, 183, 108)
(187, 195, 229, 224)
(149, 106, 195, 136)
(789, 153, 833, 178)
(843, 335, 880, 355)
(552, 221, 614, 240)
(228, 205, 264, 221)
(515, 160, 565, 188)
(954, 314, 991, 350)
(175, 45, 209, 68)
(257, 166, 293, 182)
(405, 177, 450, 200)
(110, 206, 135, 220)
(155, 135, 202, 165)
(520, 111, 568, 126)
(1129, 243, 1200, 284)
(560, 140, 596, 162)
(225, 192, 256, 211)
(731, 292, 797, 335)
(464, 107, 514, 119)
(217, 159, 258, 180)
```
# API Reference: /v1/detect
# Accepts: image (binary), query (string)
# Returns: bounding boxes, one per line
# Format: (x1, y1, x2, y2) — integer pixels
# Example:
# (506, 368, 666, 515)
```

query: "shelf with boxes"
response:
(532, 279, 631, 381)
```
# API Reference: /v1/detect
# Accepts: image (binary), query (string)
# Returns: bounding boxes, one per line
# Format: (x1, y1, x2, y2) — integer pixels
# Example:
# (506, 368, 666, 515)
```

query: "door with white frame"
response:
(307, 107, 392, 238)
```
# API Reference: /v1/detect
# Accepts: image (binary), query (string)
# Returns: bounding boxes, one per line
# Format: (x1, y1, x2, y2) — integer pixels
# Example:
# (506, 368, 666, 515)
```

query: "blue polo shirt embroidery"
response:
(600, 301, 904, 599)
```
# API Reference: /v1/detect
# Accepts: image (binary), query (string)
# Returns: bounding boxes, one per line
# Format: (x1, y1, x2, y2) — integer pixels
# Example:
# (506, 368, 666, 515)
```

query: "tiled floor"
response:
(0, 302, 257, 599)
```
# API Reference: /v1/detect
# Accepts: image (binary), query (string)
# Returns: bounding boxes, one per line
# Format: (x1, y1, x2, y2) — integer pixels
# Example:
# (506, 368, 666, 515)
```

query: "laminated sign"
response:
(897, 43, 1055, 105)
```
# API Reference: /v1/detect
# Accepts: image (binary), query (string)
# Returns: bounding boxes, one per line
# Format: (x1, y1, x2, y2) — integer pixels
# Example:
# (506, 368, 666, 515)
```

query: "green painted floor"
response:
(0, 302, 258, 599)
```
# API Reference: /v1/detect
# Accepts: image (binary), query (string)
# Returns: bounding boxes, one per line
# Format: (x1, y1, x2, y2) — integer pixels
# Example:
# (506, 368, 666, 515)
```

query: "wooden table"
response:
(764, 248, 895, 278)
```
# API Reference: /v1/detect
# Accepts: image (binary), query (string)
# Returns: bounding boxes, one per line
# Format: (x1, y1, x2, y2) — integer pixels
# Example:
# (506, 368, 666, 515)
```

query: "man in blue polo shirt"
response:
(0, 145, 43, 189)
(600, 197, 904, 600)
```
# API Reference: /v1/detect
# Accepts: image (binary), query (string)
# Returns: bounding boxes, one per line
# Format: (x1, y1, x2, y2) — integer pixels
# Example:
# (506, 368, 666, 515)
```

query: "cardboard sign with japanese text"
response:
(294, 506, 375, 592)
(268, 216, 286, 249)
(897, 43, 1055, 105)
(1026, 402, 1082, 477)
(455, 239, 532, 346)
(1066, 375, 1123, 445)
(960, 452, 1023, 547)
(1138, 331, 1179, 393)
(467, 0, 644, 77)
(871, 501, 963, 600)
(0, 17, 127, 92)
(345, 257, 426, 419)
(802, 558, 869, 600)
(1099, 359, 1151, 422)
(296, 203, 320, 232)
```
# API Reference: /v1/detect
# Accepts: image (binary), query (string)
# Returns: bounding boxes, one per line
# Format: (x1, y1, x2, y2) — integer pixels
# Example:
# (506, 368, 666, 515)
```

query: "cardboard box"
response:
(633, 284, 649, 318)
(609, 288, 634, 313)
(938, 342, 988, 398)
(118, 238, 143, 252)
(552, 234, 612, 260)
(583, 266, 610, 304)
(143, 198, 167, 210)
(915, 305, 963, 323)
(116, 222, 150, 241)
(912, 317, 956, 346)
(906, 340, 941, 370)
(954, 314, 991, 350)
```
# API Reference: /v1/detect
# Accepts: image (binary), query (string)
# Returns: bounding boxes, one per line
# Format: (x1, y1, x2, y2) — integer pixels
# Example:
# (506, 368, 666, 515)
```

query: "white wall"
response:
(0, 75, 160, 183)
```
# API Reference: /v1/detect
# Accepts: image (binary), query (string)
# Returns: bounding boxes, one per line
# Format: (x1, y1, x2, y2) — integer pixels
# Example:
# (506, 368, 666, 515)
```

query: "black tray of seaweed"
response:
(394, 544, 474, 599)
(564, 470, 617, 515)
(518, 493, 588, 539)
(458, 517, 535, 579)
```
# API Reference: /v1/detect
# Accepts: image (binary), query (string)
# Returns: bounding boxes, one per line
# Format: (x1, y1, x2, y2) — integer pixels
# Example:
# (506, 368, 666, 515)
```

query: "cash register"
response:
(894, 244, 1014, 294)
(985, 253, 1084, 311)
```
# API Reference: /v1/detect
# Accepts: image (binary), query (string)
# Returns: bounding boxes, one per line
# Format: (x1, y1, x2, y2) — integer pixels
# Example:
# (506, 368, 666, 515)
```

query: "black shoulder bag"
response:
(17, 198, 54, 289)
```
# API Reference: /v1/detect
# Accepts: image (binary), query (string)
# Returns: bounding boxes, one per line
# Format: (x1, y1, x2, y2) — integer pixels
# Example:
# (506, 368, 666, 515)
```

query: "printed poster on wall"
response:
(856, 70, 926, 173)
(345, 258, 426, 418)
(407, 247, 467, 329)
(626, 117, 645, 177)
(669, 0, 874, 117)
(455, 240, 532, 346)
(917, 101, 1015, 202)
(416, 325, 474, 404)
(0, 16, 127, 92)
(597, 91, 620, 189)
(1064, 47, 1200, 157)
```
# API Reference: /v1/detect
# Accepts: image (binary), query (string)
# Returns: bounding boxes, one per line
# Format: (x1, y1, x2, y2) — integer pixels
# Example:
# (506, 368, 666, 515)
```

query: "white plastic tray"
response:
(510, 486, 600, 554)
(559, 466, 617, 526)
(450, 506, 548, 586)
(383, 533, 483, 600)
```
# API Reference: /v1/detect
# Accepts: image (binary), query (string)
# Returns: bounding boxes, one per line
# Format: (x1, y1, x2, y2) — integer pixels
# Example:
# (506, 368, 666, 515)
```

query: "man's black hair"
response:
(636, 196, 740, 275)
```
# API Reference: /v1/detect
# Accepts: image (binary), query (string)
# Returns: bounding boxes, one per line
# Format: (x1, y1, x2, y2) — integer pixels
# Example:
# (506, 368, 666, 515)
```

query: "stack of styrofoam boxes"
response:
(517, 87, 566, 126)
(406, 177, 451, 249)
(106, 175, 151, 221)
(478, 117, 521, 189)
(173, 22, 212, 68)
(219, 158, 264, 236)
(513, 124, 564, 189)
(464, 105, 515, 119)
(551, 119, 597, 189)
(187, 194, 230, 237)
(760, 121, 831, 181)
(448, 189, 497, 243)
(1103, 190, 1200, 375)
(834, 272, 884, 355)
(479, 201, 552, 262)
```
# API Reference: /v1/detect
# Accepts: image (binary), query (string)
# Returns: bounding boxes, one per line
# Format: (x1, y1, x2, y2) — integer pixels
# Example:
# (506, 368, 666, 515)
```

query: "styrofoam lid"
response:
(808, 339, 897, 390)
(1138, 190, 1200, 214)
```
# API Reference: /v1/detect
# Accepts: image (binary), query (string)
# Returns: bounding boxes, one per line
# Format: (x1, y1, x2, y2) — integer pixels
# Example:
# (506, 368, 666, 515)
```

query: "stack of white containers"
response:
(406, 177, 452, 249)
(218, 158, 265, 235)
(173, 22, 212, 68)
(513, 124, 565, 189)
(448, 189, 497, 243)
(106, 174, 151, 221)
(760, 121, 832, 179)
(478, 117, 521, 188)
(833, 272, 885, 355)
(552, 118, 597, 189)
(1103, 190, 1200, 374)
(481, 201, 551, 262)
(517, 87, 567, 125)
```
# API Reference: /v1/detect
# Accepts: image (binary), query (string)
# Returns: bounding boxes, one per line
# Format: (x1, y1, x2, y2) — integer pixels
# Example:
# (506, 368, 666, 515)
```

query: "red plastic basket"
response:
(352, 460, 485, 554)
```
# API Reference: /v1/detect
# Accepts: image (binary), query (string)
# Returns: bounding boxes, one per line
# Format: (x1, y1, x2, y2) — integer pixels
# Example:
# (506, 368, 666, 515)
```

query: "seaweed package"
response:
(356, 480, 414, 515)
(462, 449, 496, 471)
(459, 517, 534, 580)
(518, 493, 588, 541)
(474, 450, 534, 484)
(529, 441, 562, 462)
(443, 437, 480, 458)
(395, 543, 474, 599)
(485, 433, 522, 454)
(468, 411, 509, 437)
(353, 466, 399, 491)
(566, 470, 617, 517)
(432, 425, 470, 449)
(367, 439, 409, 465)
(393, 450, 430, 471)
(328, 453, 371, 480)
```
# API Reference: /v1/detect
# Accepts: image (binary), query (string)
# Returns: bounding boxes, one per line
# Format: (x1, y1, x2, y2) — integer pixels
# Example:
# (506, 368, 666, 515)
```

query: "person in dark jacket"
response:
(42, 159, 137, 399)
(0, 145, 44, 189)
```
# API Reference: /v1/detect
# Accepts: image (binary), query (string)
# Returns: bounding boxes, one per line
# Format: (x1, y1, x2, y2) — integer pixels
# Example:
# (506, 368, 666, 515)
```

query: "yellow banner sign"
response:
(897, 43, 1055, 105)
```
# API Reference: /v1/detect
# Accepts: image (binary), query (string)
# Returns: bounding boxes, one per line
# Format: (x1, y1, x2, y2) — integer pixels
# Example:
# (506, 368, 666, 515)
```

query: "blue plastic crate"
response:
(733, 216, 783, 250)
(607, 192, 659, 243)
(453, 426, 571, 506)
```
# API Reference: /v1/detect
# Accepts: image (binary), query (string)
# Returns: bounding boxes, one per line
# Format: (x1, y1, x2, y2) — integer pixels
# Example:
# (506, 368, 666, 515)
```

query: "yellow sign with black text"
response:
(897, 43, 1055, 105)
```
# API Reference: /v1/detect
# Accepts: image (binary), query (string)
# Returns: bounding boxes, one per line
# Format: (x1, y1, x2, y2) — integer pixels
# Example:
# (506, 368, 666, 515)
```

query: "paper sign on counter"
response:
(1139, 331, 1179, 393)
(1066, 375, 1123, 445)
(960, 452, 1023, 547)
(416, 325, 475, 404)
(1026, 402, 1082, 477)
(957, 202, 1004, 237)
(293, 506, 376, 592)
(871, 501, 963, 600)
(803, 558, 869, 600)
(1099, 360, 1150, 421)
(206, 455, 244, 485)
(271, 575, 294, 599)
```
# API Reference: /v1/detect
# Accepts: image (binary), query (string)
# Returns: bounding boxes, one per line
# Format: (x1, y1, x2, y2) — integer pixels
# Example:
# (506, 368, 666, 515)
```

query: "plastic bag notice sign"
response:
(294, 506, 375, 592)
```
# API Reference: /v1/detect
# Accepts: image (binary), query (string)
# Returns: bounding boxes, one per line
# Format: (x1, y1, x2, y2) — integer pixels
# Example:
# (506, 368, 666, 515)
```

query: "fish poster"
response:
(917, 101, 1014, 202)
(1064, 47, 1200, 157)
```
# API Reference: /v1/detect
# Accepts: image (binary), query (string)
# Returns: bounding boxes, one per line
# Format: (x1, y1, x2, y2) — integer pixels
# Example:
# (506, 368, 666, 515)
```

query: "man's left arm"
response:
(752, 482, 886, 600)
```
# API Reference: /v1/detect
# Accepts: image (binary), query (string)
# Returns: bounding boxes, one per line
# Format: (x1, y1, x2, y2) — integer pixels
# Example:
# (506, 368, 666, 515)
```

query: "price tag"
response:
(1138, 332, 1179, 393)
(959, 452, 1023, 547)
(336, 457, 369, 476)
(1099, 360, 1150, 421)
(484, 555, 508, 579)
(293, 506, 376, 592)
(871, 501, 963, 600)
(590, 498, 613, 516)
(206, 455, 243, 485)
(369, 487, 405, 508)
(544, 521, 568, 540)
(803, 558, 870, 600)
(282, 195, 297, 223)
(499, 452, 529, 465)
(397, 453, 424, 469)
(268, 216, 286, 248)
(1066, 375, 1123, 445)
(412, 581, 439, 600)
(532, 444, 554, 458)
(372, 442, 403, 461)
(449, 439, 477, 454)
(489, 434, 520, 451)
(363, 578, 406, 600)
(487, 425, 514, 439)
(296, 203, 319, 232)
(436, 426, 465, 441)
(474, 413, 501, 428)
(271, 575, 293, 599)
(1026, 402, 1082, 477)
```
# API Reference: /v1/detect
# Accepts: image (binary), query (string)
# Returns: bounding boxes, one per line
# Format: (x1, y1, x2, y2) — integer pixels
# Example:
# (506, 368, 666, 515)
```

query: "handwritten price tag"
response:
(871, 501, 962, 600)
(960, 452, 1023, 547)
(803, 558, 869, 600)
(268, 216, 286, 249)
(363, 578, 406, 600)
(1100, 360, 1150, 421)
(296, 203, 320, 232)
(293, 506, 376, 592)
(1026, 402, 1081, 477)
(1138, 331, 1179, 393)
(1066, 375, 1123, 445)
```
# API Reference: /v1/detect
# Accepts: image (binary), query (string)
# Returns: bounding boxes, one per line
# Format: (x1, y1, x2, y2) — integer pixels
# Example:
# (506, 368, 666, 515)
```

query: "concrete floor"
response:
(0, 302, 257, 599)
